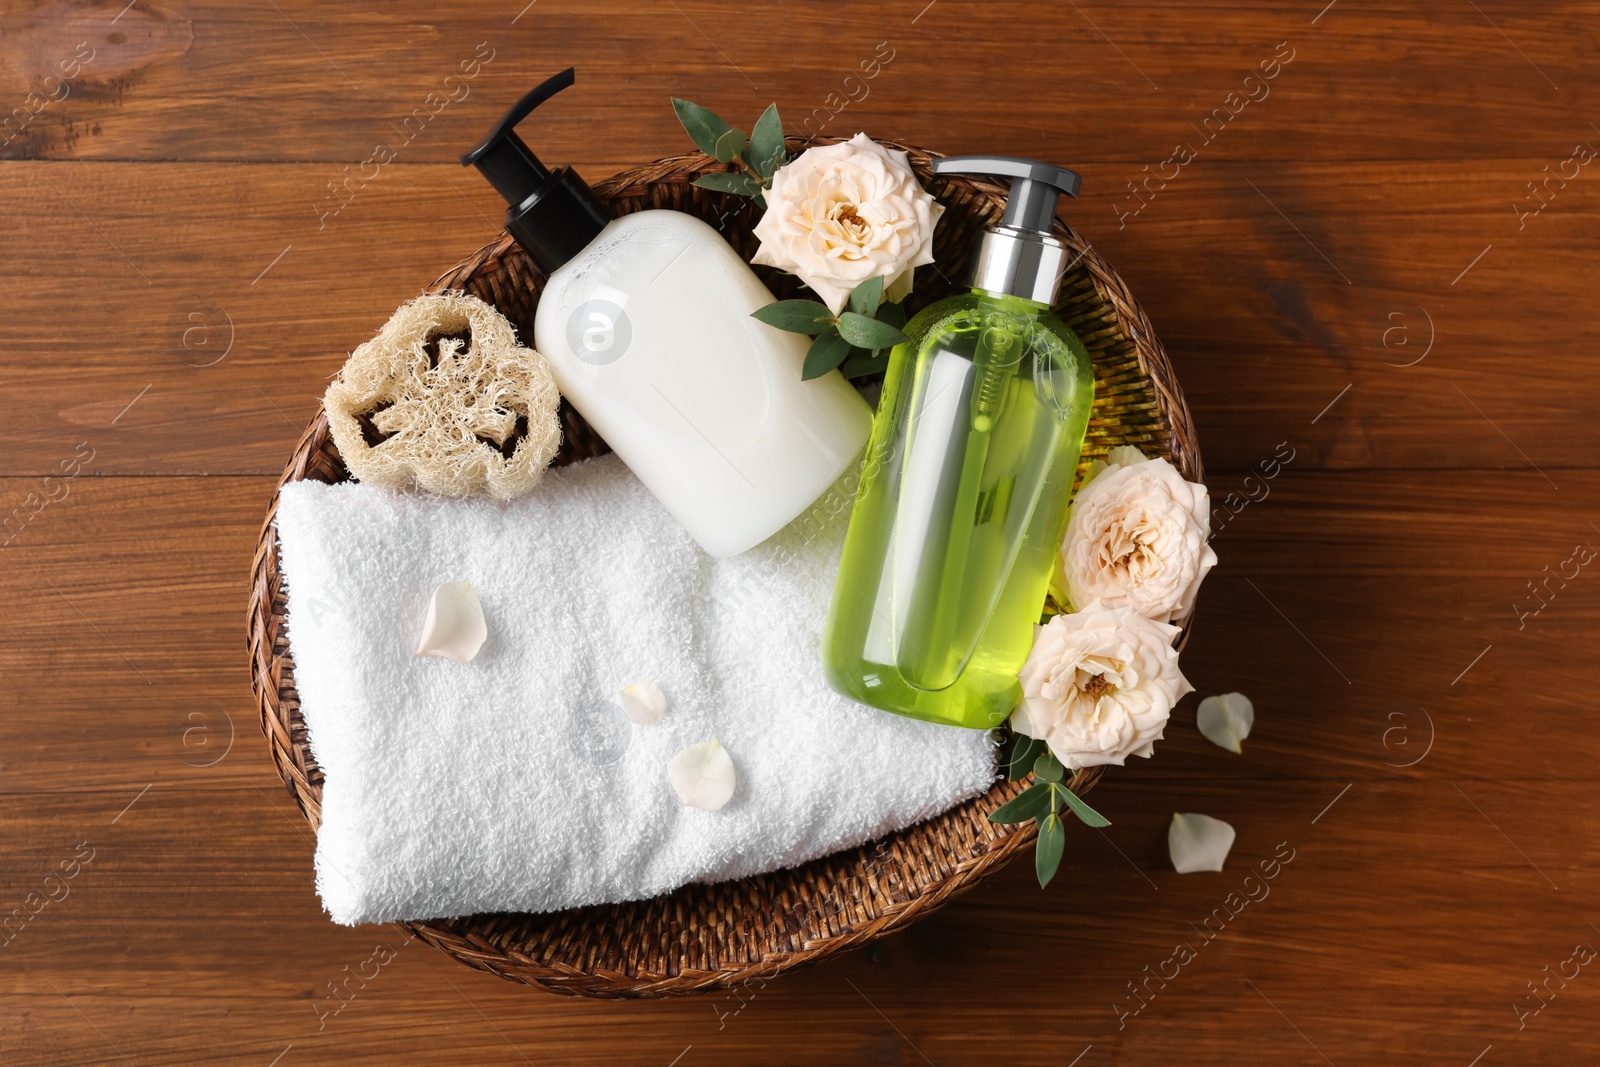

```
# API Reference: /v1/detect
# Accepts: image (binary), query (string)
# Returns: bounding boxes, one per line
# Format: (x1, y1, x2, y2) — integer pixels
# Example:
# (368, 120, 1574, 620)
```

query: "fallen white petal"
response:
(1196, 692, 1255, 753)
(618, 682, 668, 725)
(668, 738, 736, 811)
(1169, 812, 1236, 873)
(414, 581, 487, 663)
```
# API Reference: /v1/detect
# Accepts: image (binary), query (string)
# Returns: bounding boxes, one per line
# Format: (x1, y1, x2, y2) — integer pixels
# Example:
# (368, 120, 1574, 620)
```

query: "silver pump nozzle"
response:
(932, 155, 1083, 305)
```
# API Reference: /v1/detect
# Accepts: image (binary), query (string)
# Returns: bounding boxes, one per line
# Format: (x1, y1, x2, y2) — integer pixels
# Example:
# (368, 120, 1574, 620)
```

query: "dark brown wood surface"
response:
(3, 1, 1597, 1063)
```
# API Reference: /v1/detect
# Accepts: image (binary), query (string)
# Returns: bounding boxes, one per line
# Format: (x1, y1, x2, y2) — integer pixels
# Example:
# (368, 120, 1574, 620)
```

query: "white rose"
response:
(752, 133, 944, 314)
(1011, 602, 1192, 770)
(1060, 446, 1216, 624)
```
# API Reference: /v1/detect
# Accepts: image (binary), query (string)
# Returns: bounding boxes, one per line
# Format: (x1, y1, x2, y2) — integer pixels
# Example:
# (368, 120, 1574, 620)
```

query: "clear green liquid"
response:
(823, 290, 1094, 729)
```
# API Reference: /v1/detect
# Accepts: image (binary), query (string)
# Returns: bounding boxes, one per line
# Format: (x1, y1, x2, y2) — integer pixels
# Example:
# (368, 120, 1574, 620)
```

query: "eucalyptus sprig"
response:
(989, 730, 1111, 888)
(673, 98, 909, 381)
(751, 275, 909, 380)
(671, 98, 787, 203)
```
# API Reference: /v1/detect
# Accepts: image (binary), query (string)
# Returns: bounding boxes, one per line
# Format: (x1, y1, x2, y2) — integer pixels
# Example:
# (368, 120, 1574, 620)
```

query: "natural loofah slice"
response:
(324, 292, 561, 500)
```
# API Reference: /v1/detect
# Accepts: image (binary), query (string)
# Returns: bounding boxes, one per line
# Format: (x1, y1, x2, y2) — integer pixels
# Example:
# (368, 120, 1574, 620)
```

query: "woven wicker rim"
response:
(247, 139, 1202, 998)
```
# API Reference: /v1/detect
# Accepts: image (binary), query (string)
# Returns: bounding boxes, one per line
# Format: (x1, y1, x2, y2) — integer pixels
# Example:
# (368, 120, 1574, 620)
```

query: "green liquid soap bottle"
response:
(823, 156, 1095, 729)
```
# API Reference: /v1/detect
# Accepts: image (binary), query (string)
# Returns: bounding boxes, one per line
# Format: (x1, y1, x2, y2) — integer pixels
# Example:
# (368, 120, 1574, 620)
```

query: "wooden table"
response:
(4, 1, 1596, 1063)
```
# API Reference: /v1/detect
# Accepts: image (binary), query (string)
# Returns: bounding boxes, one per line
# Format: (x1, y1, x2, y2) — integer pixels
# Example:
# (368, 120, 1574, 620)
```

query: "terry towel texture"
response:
(274, 455, 996, 924)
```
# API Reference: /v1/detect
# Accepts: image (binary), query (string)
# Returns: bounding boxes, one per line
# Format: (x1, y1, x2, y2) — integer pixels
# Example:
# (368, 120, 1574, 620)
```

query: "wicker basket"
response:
(247, 139, 1202, 998)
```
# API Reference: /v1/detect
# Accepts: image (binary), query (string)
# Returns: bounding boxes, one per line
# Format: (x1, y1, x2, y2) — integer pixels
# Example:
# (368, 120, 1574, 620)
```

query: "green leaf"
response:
(839, 354, 890, 379)
(716, 127, 748, 163)
(1032, 751, 1065, 783)
(693, 172, 763, 197)
(802, 328, 852, 380)
(1035, 812, 1066, 887)
(671, 98, 747, 162)
(987, 781, 1052, 825)
(747, 103, 786, 179)
(848, 276, 884, 318)
(751, 300, 835, 334)
(1058, 785, 1111, 828)
(1007, 734, 1044, 782)
(672, 98, 729, 156)
(876, 301, 907, 330)
(836, 312, 909, 350)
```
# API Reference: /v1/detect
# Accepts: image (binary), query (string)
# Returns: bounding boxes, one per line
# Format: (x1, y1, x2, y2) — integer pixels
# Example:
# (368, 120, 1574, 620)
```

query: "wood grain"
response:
(2, 1, 1597, 163)
(3, 0, 1598, 1063)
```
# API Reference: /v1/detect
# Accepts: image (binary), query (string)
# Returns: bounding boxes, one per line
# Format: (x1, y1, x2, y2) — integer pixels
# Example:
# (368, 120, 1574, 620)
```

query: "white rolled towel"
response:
(274, 455, 996, 924)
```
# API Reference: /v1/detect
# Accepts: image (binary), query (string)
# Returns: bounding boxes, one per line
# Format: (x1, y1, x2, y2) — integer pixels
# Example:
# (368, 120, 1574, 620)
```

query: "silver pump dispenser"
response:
(932, 156, 1083, 305)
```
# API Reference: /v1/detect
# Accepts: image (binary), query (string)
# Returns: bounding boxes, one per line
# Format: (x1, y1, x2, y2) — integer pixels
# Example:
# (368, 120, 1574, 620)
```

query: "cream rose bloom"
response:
(1011, 602, 1192, 770)
(1060, 446, 1216, 624)
(752, 133, 943, 314)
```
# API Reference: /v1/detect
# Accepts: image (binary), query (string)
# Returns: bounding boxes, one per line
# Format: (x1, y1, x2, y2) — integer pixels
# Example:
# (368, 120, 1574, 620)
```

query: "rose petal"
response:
(1106, 445, 1149, 469)
(414, 581, 487, 663)
(1196, 692, 1254, 753)
(1168, 812, 1236, 873)
(667, 738, 737, 811)
(618, 682, 667, 725)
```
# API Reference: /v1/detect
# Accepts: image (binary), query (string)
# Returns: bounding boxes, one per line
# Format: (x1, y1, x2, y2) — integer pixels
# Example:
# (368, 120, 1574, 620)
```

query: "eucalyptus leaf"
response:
(693, 172, 763, 197)
(839, 354, 890, 379)
(1057, 784, 1111, 828)
(987, 781, 1051, 825)
(1035, 812, 1066, 887)
(848, 276, 884, 318)
(714, 126, 748, 164)
(671, 98, 738, 160)
(751, 299, 835, 335)
(1007, 734, 1045, 782)
(876, 301, 907, 330)
(802, 328, 852, 380)
(1032, 751, 1065, 783)
(836, 312, 908, 349)
(747, 103, 786, 179)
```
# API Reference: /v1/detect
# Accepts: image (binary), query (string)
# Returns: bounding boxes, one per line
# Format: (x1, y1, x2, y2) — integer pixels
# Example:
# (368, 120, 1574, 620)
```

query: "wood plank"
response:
(2, 159, 1597, 475)
(1, 780, 1594, 1066)
(1, 1, 1596, 163)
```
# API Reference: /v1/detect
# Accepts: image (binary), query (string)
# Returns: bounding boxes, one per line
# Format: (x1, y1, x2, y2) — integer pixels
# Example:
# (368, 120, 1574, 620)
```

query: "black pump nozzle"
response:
(932, 156, 1082, 234)
(462, 67, 611, 273)
(460, 67, 573, 201)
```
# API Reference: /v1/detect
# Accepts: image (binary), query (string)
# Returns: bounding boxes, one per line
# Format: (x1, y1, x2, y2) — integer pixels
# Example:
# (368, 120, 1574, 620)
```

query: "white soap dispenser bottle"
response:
(463, 69, 872, 557)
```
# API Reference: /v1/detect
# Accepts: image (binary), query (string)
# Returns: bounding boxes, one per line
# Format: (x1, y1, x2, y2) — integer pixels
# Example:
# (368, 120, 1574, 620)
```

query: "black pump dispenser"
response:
(461, 68, 611, 274)
(929, 155, 1083, 304)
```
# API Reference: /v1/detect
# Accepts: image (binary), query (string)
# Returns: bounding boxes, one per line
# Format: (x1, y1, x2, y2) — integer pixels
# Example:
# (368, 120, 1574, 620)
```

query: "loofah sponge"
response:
(324, 292, 561, 501)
